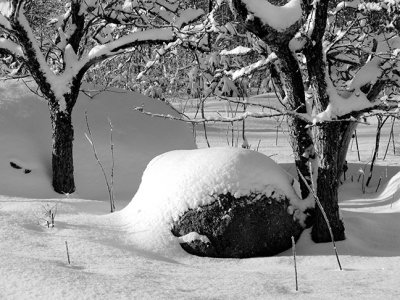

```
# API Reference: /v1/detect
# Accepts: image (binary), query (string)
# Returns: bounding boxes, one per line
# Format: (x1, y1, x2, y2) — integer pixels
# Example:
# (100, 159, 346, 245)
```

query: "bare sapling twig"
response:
(383, 117, 396, 160)
(291, 236, 298, 291)
(366, 115, 389, 187)
(391, 120, 396, 155)
(84, 111, 115, 212)
(36, 203, 58, 228)
(65, 241, 71, 265)
(358, 169, 366, 194)
(354, 130, 361, 161)
(241, 97, 249, 149)
(297, 168, 343, 271)
(375, 176, 382, 193)
(199, 93, 211, 148)
(256, 139, 261, 152)
(108, 117, 115, 210)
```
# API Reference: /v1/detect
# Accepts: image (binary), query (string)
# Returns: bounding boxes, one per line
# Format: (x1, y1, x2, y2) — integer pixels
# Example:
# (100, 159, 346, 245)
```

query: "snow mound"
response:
(119, 147, 311, 255)
(341, 171, 400, 213)
(0, 80, 195, 201)
(377, 171, 400, 211)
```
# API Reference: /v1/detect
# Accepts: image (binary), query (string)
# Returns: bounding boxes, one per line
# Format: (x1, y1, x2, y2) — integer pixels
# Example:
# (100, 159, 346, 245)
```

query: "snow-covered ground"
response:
(1, 83, 400, 299)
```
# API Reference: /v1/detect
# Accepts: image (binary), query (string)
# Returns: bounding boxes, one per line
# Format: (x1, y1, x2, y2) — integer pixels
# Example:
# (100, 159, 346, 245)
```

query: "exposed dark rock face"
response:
(171, 192, 304, 258)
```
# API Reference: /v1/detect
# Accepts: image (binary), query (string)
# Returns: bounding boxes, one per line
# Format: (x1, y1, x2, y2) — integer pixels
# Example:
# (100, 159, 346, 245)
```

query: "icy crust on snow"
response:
(120, 147, 312, 254)
(242, 0, 302, 32)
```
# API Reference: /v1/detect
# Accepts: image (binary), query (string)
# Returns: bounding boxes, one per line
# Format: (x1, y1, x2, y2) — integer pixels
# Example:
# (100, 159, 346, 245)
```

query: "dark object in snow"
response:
(10, 161, 22, 169)
(10, 161, 32, 174)
(172, 192, 304, 258)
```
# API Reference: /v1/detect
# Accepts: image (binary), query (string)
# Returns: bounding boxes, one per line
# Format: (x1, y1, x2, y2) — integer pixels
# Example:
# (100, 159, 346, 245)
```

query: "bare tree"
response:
(0, 0, 204, 194)
(227, 0, 400, 242)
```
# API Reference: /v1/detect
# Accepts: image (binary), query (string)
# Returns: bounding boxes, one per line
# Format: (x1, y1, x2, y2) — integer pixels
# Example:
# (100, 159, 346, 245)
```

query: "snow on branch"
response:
(0, 38, 24, 58)
(240, 0, 302, 32)
(136, 39, 181, 80)
(133, 105, 312, 124)
(220, 46, 253, 56)
(174, 8, 204, 29)
(87, 28, 175, 61)
(333, 0, 361, 14)
(226, 52, 277, 81)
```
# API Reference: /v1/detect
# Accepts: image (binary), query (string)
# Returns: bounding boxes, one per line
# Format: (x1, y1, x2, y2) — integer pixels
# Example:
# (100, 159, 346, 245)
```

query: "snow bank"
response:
(341, 171, 400, 213)
(120, 147, 312, 255)
(0, 80, 195, 201)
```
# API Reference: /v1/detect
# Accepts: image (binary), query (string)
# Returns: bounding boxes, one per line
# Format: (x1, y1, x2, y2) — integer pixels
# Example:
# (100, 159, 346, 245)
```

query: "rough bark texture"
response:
(46, 81, 80, 194)
(273, 45, 314, 199)
(171, 192, 304, 258)
(312, 123, 345, 242)
(50, 109, 75, 194)
(230, 0, 315, 200)
(337, 121, 358, 180)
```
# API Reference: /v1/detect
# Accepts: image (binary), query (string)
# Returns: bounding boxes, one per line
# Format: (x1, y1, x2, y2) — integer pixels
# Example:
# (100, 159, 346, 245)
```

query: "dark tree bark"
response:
(50, 109, 75, 194)
(312, 123, 345, 242)
(46, 82, 80, 194)
(273, 45, 314, 199)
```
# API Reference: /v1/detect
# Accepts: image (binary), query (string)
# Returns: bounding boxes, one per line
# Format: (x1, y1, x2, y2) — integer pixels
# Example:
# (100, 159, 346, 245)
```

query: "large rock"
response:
(121, 147, 312, 256)
(171, 191, 304, 258)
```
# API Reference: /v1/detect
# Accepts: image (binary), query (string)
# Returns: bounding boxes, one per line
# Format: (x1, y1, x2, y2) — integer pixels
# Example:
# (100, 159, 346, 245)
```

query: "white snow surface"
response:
(119, 147, 309, 254)
(242, 0, 302, 32)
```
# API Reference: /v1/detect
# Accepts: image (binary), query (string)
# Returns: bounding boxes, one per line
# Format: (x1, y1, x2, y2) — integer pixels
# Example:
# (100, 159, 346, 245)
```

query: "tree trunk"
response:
(50, 109, 75, 194)
(272, 45, 314, 199)
(311, 123, 346, 242)
(337, 121, 358, 180)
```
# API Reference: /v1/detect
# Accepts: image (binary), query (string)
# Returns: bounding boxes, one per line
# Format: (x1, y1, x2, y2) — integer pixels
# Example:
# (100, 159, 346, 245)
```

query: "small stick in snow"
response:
(375, 177, 382, 193)
(256, 139, 261, 152)
(65, 241, 71, 265)
(291, 236, 298, 291)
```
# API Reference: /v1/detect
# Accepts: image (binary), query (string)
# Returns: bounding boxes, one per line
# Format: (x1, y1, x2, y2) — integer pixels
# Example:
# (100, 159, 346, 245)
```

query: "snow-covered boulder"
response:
(172, 192, 304, 258)
(121, 147, 313, 257)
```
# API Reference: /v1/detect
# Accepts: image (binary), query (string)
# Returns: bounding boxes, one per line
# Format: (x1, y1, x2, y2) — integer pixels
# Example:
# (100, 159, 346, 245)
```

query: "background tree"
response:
(0, 0, 204, 194)
(226, 0, 400, 242)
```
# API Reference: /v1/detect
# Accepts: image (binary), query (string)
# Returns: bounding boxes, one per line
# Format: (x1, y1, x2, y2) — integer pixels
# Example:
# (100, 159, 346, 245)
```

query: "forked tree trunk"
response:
(50, 109, 75, 194)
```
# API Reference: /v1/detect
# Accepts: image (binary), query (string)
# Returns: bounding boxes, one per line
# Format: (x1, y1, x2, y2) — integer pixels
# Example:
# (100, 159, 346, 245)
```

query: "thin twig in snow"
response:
(84, 111, 115, 213)
(291, 236, 298, 291)
(65, 241, 71, 265)
(297, 168, 343, 271)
